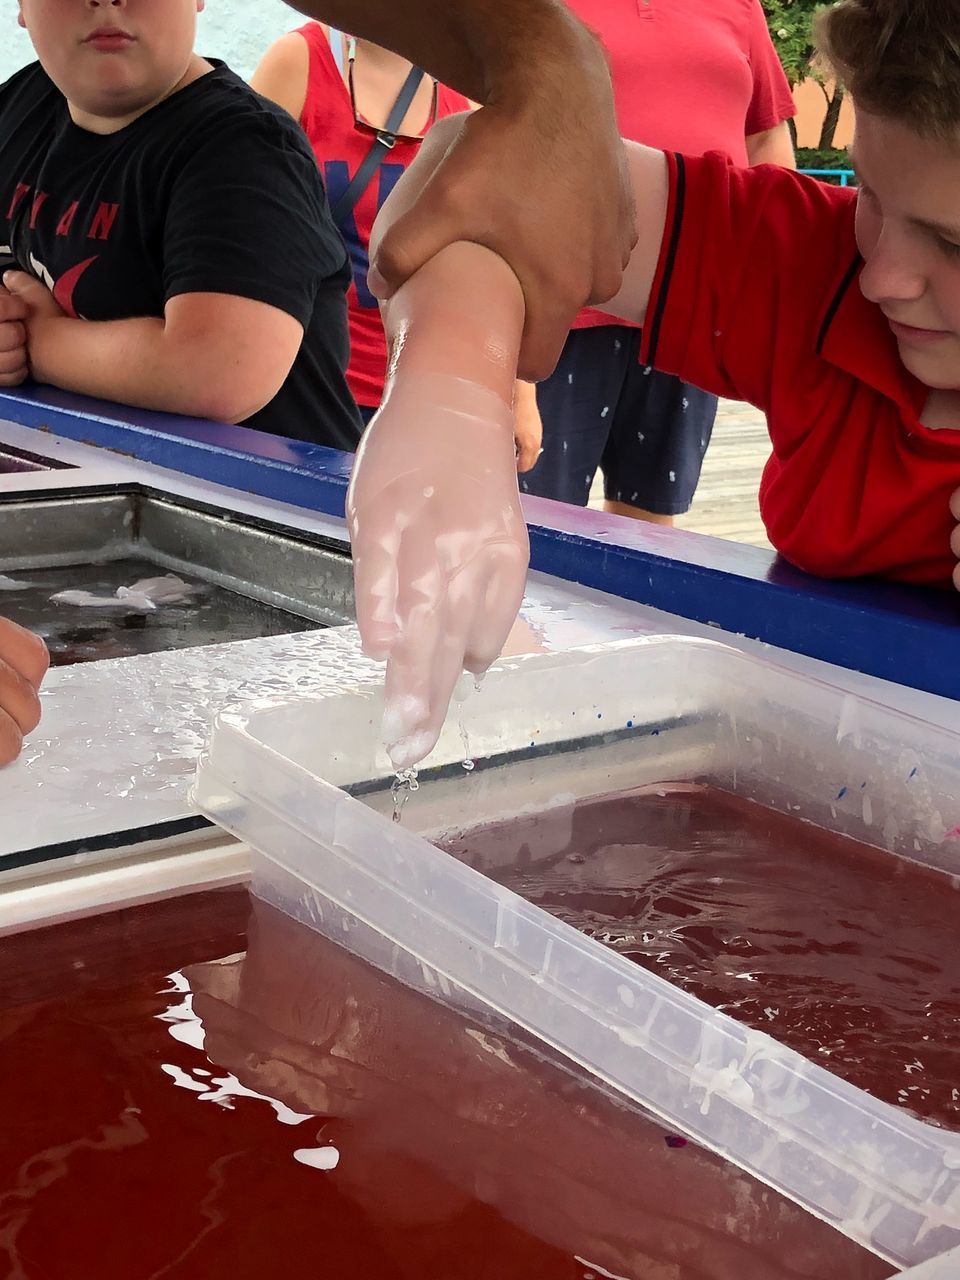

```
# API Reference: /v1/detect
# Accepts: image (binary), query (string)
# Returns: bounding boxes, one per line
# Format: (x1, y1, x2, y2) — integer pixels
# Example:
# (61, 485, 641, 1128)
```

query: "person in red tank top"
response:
(251, 23, 542, 464)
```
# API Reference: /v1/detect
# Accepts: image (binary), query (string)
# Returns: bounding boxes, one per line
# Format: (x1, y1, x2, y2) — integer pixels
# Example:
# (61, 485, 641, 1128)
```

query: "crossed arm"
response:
(0, 275, 303, 424)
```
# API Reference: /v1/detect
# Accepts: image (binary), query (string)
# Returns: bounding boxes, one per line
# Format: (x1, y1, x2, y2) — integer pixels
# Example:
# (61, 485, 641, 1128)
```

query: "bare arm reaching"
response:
(348, 125, 666, 766)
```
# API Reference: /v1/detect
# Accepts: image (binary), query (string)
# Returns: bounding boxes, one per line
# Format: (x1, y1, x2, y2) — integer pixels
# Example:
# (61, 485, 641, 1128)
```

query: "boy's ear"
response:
(196, 0, 205, 13)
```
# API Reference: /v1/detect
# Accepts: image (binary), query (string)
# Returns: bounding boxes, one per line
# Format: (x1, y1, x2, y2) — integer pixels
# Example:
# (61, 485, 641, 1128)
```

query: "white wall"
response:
(0, 0, 299, 85)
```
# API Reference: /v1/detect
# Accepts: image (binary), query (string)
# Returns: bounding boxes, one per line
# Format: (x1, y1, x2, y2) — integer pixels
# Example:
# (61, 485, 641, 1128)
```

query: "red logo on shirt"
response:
(52, 255, 98, 318)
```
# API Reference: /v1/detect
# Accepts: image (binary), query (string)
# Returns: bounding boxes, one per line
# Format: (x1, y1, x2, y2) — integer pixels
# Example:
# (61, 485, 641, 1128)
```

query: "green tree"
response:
(762, 0, 845, 149)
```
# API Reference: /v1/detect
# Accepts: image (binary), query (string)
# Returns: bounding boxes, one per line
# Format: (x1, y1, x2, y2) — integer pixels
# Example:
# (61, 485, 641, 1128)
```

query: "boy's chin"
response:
(896, 341, 960, 392)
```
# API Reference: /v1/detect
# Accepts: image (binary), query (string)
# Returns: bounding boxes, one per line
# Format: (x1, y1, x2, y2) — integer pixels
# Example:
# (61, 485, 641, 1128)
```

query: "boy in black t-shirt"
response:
(0, 0, 362, 449)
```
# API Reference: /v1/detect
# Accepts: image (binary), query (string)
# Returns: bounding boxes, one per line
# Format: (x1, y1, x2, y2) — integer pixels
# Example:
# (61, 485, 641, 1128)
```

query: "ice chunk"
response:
(51, 588, 157, 612)
(121, 575, 199, 605)
(50, 573, 198, 613)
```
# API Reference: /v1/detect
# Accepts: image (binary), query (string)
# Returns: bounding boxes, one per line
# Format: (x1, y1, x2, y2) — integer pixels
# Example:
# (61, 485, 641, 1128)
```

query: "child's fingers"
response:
(0, 290, 28, 323)
(0, 660, 42, 735)
(0, 705, 23, 767)
(0, 319, 25, 352)
(0, 313, 28, 384)
(515, 436, 542, 473)
(0, 615, 49, 696)
(0, 358, 28, 386)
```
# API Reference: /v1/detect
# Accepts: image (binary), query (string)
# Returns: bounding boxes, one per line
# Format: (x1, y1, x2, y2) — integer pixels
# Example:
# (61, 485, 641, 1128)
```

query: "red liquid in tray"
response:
(0, 887, 891, 1280)
(440, 783, 960, 1129)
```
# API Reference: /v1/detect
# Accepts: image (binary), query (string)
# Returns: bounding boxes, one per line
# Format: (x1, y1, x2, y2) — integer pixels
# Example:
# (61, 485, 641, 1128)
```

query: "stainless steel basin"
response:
(0, 489, 354, 663)
(0, 443, 75, 474)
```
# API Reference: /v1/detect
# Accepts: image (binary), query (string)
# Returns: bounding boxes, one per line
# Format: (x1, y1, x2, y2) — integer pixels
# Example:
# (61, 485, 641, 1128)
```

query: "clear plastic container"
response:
(194, 635, 960, 1270)
(893, 1244, 960, 1278)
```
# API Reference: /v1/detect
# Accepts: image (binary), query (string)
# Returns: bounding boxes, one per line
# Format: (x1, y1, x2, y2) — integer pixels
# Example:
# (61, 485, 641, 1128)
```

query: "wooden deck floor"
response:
(589, 398, 773, 549)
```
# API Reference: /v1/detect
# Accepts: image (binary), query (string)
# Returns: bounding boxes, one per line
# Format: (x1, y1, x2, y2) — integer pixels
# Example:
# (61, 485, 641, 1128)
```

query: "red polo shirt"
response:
(567, 0, 795, 163)
(568, 0, 796, 330)
(640, 152, 960, 587)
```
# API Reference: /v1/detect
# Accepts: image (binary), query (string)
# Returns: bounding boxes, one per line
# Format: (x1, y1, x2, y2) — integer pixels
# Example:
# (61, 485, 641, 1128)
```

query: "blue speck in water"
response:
(651, 729, 660, 737)
(530, 741, 536, 748)
(909, 767, 918, 779)
(597, 712, 602, 720)
(860, 781, 867, 790)
(627, 720, 634, 728)
(836, 786, 848, 800)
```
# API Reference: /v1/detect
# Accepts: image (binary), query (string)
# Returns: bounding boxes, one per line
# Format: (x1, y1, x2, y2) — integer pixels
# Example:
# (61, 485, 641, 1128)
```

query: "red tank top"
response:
(296, 24, 471, 408)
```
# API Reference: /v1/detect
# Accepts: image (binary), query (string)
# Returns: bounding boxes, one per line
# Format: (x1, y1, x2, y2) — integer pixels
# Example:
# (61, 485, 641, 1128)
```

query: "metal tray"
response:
(0, 489, 354, 662)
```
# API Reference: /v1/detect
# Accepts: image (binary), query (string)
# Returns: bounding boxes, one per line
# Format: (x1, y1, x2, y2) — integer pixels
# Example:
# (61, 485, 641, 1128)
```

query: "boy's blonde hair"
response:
(817, 0, 960, 139)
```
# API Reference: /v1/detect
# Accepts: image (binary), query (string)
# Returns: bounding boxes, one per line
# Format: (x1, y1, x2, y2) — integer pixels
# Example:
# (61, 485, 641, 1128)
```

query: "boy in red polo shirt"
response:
(349, 0, 960, 766)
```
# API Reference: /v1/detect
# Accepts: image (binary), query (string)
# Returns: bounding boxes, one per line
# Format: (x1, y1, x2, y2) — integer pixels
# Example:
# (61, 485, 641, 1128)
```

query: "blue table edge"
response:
(1, 385, 957, 704)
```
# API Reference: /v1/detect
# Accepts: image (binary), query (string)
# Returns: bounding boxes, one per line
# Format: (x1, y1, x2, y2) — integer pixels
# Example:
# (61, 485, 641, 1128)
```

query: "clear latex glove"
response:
(347, 372, 529, 768)
(0, 615, 48, 765)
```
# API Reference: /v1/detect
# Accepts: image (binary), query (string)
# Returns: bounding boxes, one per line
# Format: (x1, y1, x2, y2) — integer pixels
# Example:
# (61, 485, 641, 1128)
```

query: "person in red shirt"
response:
(251, 24, 543, 466)
(523, 0, 796, 524)
(346, 0, 960, 766)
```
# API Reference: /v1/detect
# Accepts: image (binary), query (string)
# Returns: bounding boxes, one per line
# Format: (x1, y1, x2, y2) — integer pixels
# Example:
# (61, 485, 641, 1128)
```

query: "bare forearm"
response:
(746, 121, 796, 169)
(287, 0, 604, 106)
(29, 316, 239, 420)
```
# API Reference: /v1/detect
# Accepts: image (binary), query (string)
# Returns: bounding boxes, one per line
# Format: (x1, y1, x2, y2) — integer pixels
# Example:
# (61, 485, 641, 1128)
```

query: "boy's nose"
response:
(859, 226, 927, 307)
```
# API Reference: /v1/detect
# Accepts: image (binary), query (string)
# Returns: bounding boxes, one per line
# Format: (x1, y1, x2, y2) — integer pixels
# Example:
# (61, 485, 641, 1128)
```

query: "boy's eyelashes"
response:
(857, 182, 960, 258)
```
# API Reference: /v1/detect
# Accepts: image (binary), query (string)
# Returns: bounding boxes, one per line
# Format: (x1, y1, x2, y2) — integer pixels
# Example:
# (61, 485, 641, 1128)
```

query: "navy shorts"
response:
(522, 326, 717, 514)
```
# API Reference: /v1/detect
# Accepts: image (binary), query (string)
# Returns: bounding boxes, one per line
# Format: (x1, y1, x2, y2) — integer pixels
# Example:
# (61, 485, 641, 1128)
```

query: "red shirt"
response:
(296, 24, 471, 407)
(640, 152, 960, 587)
(567, 0, 796, 329)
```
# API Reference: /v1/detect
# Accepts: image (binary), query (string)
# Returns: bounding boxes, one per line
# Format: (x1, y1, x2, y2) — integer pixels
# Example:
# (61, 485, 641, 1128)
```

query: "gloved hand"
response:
(347, 372, 529, 768)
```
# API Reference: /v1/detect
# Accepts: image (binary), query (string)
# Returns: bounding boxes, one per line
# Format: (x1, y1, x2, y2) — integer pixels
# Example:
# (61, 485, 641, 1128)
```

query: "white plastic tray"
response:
(194, 636, 960, 1269)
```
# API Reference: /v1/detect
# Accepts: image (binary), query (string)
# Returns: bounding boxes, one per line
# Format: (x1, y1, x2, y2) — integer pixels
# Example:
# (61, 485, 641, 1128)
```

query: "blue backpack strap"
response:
(330, 63, 425, 226)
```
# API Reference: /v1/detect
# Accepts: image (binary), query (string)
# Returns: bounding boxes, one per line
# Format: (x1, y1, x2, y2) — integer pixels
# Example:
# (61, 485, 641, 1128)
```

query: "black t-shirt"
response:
(0, 61, 362, 450)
